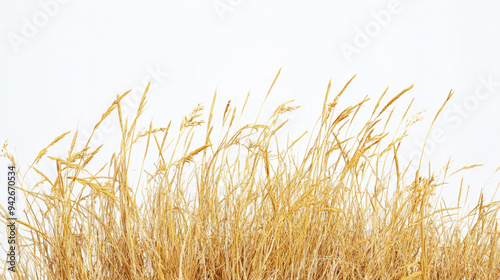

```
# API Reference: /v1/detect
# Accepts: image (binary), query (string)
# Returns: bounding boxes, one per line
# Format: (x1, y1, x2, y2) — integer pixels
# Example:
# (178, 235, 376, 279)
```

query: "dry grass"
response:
(1, 75, 500, 279)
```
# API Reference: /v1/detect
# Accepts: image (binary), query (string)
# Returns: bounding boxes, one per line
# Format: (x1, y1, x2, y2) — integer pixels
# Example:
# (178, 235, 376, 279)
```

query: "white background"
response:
(1, 0, 500, 240)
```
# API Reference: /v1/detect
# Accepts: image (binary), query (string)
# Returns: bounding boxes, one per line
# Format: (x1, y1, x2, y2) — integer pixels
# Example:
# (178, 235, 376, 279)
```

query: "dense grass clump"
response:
(2, 74, 499, 279)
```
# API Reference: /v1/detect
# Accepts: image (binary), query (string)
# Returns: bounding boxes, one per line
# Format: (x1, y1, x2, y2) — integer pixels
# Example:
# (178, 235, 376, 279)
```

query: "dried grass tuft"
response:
(1, 76, 499, 280)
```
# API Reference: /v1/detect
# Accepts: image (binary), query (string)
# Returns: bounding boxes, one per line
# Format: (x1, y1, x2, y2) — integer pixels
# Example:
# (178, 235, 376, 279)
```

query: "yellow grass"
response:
(1, 75, 499, 279)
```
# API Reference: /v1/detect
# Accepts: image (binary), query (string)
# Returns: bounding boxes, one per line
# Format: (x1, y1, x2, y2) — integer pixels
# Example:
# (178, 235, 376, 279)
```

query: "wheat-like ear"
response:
(94, 89, 132, 132)
(377, 84, 414, 118)
(1, 140, 16, 166)
(32, 130, 71, 165)
(127, 82, 150, 143)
